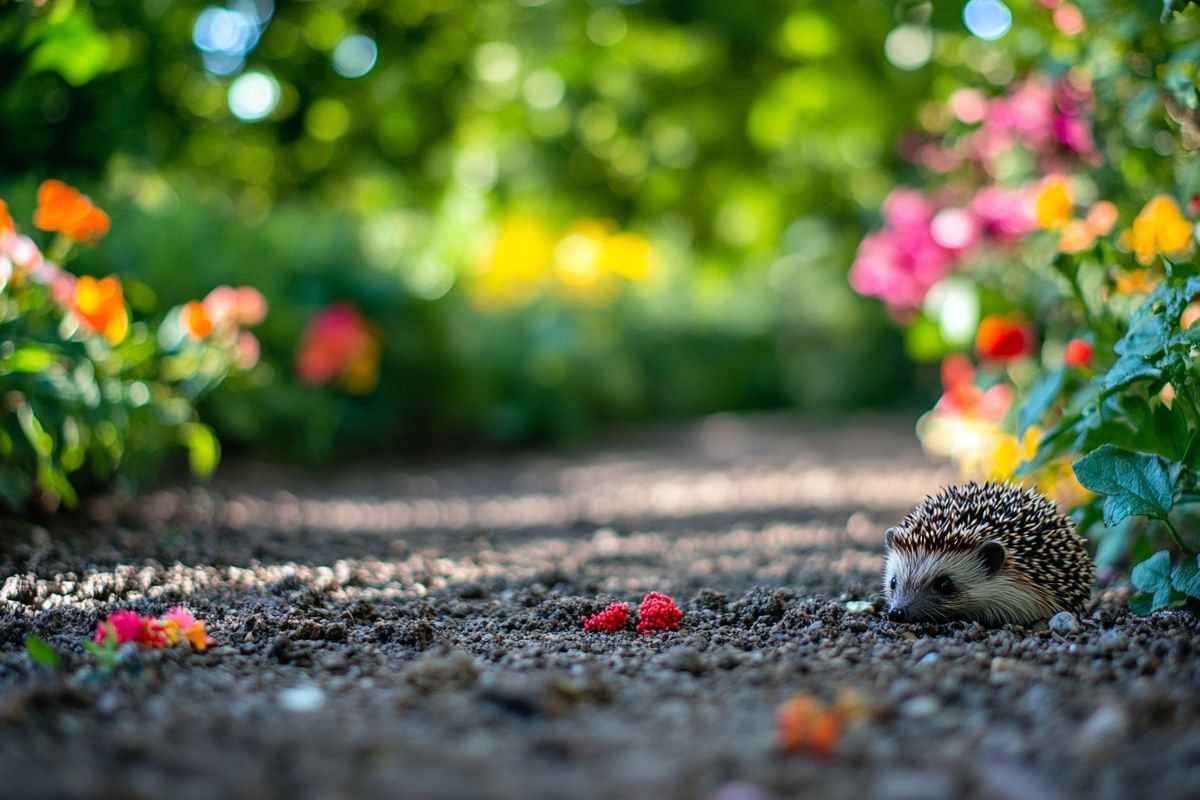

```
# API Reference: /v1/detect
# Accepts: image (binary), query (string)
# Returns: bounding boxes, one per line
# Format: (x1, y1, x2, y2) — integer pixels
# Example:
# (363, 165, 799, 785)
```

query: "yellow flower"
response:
(1034, 176, 1073, 230)
(1119, 195, 1194, 266)
(468, 215, 555, 311)
(987, 426, 1042, 482)
(554, 219, 621, 306)
(599, 232, 657, 283)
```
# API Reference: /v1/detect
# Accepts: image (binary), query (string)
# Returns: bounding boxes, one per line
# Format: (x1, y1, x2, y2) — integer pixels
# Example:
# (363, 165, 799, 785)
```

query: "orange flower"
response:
(1057, 220, 1095, 254)
(1112, 268, 1161, 295)
(1034, 176, 1073, 230)
(975, 314, 1036, 361)
(0, 199, 14, 235)
(181, 300, 214, 339)
(1120, 195, 1193, 265)
(73, 275, 128, 345)
(33, 179, 110, 243)
(1086, 201, 1118, 236)
(183, 621, 214, 652)
(778, 694, 842, 757)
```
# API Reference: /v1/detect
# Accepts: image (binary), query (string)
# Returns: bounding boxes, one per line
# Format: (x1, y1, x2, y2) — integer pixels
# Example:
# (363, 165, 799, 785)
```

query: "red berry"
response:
(583, 602, 630, 633)
(1063, 338, 1093, 368)
(636, 592, 682, 634)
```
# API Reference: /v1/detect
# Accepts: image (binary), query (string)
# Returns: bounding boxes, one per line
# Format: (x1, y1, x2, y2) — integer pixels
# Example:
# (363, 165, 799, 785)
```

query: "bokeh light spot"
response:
(227, 71, 280, 121)
(332, 34, 378, 78)
(473, 42, 520, 83)
(306, 98, 352, 141)
(884, 26, 933, 71)
(963, 0, 1013, 41)
(523, 69, 565, 110)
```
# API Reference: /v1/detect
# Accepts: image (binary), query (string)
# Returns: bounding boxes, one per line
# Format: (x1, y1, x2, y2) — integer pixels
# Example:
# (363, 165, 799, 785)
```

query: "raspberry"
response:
(636, 592, 682, 634)
(582, 602, 630, 633)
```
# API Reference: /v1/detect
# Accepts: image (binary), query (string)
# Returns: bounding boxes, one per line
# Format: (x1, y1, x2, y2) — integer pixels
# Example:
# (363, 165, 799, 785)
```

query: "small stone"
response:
(1098, 631, 1128, 653)
(916, 652, 939, 668)
(1075, 705, 1129, 760)
(278, 685, 325, 713)
(1048, 612, 1081, 635)
(708, 782, 770, 800)
(900, 695, 940, 718)
(844, 600, 874, 615)
(990, 657, 1019, 683)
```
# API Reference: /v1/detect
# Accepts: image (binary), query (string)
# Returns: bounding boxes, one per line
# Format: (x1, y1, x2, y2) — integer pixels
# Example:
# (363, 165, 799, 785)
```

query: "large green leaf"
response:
(1171, 555, 1200, 598)
(1131, 550, 1174, 611)
(1072, 445, 1178, 526)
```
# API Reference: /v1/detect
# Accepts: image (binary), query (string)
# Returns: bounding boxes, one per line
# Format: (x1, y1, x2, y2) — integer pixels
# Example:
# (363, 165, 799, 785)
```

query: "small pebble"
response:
(1048, 611, 1080, 635)
(278, 685, 326, 713)
(1075, 705, 1129, 760)
(900, 695, 940, 718)
(916, 652, 939, 668)
(844, 600, 874, 615)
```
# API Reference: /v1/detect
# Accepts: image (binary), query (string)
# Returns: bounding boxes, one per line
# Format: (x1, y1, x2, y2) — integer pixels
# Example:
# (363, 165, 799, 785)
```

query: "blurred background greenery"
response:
(2, 0, 1045, 462)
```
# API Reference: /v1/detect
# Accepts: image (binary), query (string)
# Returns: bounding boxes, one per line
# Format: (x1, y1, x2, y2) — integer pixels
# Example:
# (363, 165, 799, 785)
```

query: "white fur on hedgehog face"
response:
(883, 547, 999, 623)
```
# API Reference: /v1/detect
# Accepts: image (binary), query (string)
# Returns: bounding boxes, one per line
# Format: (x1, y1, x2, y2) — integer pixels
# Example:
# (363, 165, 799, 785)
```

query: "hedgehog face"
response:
(882, 526, 1007, 623)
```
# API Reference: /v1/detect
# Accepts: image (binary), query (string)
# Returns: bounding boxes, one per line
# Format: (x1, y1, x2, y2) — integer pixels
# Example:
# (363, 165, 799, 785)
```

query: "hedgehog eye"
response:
(932, 576, 954, 595)
(889, 575, 897, 591)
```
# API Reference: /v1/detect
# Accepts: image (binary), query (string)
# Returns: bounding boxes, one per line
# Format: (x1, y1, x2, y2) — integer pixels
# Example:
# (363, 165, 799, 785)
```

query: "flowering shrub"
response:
(851, 2, 1200, 610)
(0, 180, 265, 509)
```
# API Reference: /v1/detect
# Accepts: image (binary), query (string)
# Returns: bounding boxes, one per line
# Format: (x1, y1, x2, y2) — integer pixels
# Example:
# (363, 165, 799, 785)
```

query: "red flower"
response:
(975, 314, 1036, 361)
(582, 602, 630, 633)
(295, 302, 382, 393)
(636, 592, 682, 634)
(1063, 338, 1093, 368)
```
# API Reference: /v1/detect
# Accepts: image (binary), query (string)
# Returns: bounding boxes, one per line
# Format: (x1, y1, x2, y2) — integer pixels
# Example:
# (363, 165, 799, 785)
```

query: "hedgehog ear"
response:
(977, 540, 1006, 576)
(884, 527, 900, 550)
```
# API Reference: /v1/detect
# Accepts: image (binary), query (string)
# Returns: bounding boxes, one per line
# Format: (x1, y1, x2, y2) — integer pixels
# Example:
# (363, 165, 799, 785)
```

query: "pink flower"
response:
(95, 610, 145, 645)
(163, 606, 198, 630)
(969, 187, 1035, 243)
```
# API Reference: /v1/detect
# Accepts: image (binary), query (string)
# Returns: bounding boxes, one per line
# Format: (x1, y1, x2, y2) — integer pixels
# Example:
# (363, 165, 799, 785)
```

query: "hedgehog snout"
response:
(886, 605, 907, 623)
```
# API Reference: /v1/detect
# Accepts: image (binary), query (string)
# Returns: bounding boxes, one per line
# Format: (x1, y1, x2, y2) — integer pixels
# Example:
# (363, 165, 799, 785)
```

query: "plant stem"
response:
(1162, 515, 1197, 556)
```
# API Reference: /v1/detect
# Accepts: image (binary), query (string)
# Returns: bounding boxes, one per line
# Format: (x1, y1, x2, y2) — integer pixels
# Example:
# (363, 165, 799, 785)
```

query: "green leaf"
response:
(1102, 355, 1161, 391)
(1131, 550, 1175, 611)
(1019, 369, 1065, 436)
(1171, 555, 1200, 598)
(3, 347, 59, 374)
(1163, 0, 1198, 22)
(1072, 445, 1179, 526)
(27, 10, 111, 86)
(1152, 401, 1190, 461)
(25, 635, 61, 669)
(182, 423, 221, 477)
(1129, 592, 1155, 615)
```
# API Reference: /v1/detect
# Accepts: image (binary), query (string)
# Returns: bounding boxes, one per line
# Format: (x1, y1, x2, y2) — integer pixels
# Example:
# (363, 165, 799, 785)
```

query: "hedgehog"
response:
(882, 482, 1093, 626)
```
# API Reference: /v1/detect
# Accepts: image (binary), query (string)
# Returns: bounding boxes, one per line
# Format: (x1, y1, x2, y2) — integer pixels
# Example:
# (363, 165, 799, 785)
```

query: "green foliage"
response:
(1073, 445, 1178, 527)
(24, 634, 61, 669)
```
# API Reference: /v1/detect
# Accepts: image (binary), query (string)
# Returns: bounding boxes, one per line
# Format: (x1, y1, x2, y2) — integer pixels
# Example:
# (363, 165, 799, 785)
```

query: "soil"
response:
(0, 413, 1198, 800)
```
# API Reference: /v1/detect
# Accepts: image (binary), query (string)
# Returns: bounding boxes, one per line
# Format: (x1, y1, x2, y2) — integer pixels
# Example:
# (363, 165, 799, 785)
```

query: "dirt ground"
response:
(0, 413, 1198, 800)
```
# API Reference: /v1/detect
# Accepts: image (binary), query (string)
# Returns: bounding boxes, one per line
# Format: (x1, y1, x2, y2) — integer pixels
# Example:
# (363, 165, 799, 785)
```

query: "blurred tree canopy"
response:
(1, 0, 995, 458)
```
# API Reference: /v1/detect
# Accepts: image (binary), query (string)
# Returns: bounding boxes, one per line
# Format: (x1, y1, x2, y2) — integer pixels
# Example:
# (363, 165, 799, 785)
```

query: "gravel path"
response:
(0, 413, 1197, 800)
